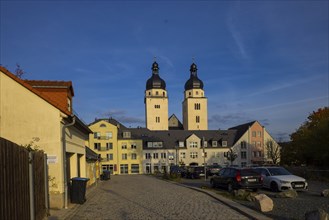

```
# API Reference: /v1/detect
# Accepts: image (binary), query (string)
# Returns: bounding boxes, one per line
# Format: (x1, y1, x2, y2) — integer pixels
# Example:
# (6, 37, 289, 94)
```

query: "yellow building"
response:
(145, 62, 169, 130)
(88, 119, 143, 175)
(0, 67, 91, 209)
(183, 63, 208, 130)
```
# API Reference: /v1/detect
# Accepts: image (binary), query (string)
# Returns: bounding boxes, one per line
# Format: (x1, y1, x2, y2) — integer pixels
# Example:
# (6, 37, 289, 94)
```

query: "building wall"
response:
(145, 88, 168, 130)
(117, 139, 143, 174)
(0, 70, 88, 209)
(88, 120, 119, 174)
(182, 88, 208, 130)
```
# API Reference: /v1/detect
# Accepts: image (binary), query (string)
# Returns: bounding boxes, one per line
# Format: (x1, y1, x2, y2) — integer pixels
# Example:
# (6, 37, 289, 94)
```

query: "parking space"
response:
(179, 177, 329, 220)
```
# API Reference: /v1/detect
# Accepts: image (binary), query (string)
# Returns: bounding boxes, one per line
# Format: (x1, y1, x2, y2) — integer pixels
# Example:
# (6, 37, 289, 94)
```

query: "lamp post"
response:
(202, 137, 207, 182)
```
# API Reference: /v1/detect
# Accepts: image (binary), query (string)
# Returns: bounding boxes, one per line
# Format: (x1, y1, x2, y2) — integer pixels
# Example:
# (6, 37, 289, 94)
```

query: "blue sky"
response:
(1, 1, 328, 141)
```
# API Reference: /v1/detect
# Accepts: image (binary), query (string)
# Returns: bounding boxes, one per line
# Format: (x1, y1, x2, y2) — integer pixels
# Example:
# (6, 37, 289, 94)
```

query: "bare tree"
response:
(225, 148, 238, 165)
(265, 140, 280, 165)
(15, 63, 25, 78)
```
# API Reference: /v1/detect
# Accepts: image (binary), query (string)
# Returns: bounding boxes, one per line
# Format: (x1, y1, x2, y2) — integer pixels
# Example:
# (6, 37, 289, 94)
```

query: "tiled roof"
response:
(0, 66, 71, 116)
(229, 121, 257, 142)
(25, 80, 74, 96)
(118, 126, 237, 150)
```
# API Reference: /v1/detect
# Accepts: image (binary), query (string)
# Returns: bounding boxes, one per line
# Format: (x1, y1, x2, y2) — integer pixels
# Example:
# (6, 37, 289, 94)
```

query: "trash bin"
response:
(101, 170, 111, 180)
(70, 177, 89, 204)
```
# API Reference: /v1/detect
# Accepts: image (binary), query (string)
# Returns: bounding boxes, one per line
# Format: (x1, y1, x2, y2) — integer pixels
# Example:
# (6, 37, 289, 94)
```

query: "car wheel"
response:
(227, 183, 233, 192)
(270, 181, 279, 192)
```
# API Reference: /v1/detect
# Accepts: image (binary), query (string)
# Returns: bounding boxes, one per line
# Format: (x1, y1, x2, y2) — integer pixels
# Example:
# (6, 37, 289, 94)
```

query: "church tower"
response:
(182, 63, 208, 130)
(145, 62, 169, 130)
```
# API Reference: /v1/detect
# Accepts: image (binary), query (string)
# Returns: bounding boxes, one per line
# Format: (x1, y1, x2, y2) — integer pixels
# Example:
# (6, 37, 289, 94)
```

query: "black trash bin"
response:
(70, 177, 89, 204)
(101, 170, 111, 180)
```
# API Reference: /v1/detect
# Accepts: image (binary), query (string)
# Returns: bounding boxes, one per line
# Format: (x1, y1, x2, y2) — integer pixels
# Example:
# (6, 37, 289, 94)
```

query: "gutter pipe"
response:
(62, 115, 76, 209)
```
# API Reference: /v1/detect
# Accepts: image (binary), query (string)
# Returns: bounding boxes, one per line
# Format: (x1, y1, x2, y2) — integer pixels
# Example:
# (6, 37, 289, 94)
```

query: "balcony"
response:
(97, 147, 111, 151)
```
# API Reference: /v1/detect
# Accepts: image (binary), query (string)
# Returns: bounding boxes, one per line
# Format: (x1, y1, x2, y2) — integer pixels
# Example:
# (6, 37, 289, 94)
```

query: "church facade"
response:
(87, 62, 279, 175)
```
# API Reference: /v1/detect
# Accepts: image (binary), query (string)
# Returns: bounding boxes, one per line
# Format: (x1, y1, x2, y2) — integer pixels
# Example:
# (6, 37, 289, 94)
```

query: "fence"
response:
(0, 137, 48, 220)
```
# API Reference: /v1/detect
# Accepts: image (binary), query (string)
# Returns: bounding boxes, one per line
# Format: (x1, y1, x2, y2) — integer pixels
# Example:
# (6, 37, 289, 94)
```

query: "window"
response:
(156, 91, 159, 95)
(161, 153, 166, 159)
(196, 116, 200, 123)
(212, 141, 217, 147)
(107, 154, 113, 160)
(189, 92, 192, 96)
(163, 92, 165, 97)
(194, 103, 201, 110)
(203, 141, 207, 147)
(190, 152, 198, 159)
(241, 151, 247, 159)
(131, 153, 137, 160)
(145, 153, 151, 159)
(131, 164, 139, 174)
(148, 92, 151, 96)
(131, 143, 137, 149)
(252, 141, 256, 147)
(100, 123, 106, 128)
(94, 143, 100, 150)
(241, 162, 247, 167)
(121, 143, 127, 149)
(222, 141, 227, 147)
(241, 141, 247, 149)
(252, 131, 256, 137)
(156, 117, 160, 123)
(256, 142, 261, 147)
(154, 104, 160, 109)
(120, 164, 128, 174)
(153, 153, 159, 159)
(257, 131, 261, 137)
(179, 141, 185, 147)
(105, 132, 112, 139)
(122, 154, 127, 160)
(123, 131, 131, 138)
(189, 142, 198, 148)
(106, 143, 113, 150)
(94, 132, 100, 139)
(180, 152, 186, 159)
(196, 91, 199, 95)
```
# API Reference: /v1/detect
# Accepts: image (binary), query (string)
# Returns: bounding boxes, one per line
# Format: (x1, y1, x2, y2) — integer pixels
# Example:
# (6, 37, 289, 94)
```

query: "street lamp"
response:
(202, 137, 207, 182)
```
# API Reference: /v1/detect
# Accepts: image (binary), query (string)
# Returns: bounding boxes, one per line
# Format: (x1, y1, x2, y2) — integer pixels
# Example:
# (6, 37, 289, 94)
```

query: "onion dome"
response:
(146, 62, 166, 90)
(184, 63, 204, 90)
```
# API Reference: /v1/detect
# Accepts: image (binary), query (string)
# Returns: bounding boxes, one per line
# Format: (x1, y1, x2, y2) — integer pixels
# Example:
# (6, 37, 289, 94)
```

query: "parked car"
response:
(253, 166, 308, 192)
(210, 167, 263, 192)
(185, 166, 207, 179)
(207, 164, 222, 176)
(169, 165, 185, 176)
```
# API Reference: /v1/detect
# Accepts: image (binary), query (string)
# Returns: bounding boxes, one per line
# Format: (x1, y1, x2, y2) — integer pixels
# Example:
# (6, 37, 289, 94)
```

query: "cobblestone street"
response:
(49, 175, 263, 220)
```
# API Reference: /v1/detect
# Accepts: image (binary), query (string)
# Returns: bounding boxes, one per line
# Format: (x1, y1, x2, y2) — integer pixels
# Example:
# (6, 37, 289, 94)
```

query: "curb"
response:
(162, 178, 272, 220)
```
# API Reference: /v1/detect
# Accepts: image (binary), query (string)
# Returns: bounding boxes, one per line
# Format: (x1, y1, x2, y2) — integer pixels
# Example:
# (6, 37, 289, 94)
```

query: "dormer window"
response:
(222, 141, 227, 147)
(212, 141, 217, 147)
(123, 131, 131, 138)
(179, 141, 185, 147)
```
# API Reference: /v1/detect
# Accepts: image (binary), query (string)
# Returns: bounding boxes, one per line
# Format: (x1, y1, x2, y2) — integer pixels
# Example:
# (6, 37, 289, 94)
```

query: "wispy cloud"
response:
(242, 75, 324, 98)
(101, 109, 144, 125)
(245, 96, 328, 112)
(226, 3, 249, 61)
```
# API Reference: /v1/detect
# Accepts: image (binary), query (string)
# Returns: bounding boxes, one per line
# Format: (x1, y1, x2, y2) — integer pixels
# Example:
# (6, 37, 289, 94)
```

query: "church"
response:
(88, 62, 279, 175)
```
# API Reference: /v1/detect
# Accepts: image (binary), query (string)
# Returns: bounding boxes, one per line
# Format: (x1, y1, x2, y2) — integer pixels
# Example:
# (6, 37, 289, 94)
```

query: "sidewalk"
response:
(47, 181, 104, 219)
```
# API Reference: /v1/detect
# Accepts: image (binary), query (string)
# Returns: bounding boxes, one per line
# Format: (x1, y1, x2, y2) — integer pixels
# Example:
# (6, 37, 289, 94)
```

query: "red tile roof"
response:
(0, 66, 71, 116)
(24, 80, 74, 96)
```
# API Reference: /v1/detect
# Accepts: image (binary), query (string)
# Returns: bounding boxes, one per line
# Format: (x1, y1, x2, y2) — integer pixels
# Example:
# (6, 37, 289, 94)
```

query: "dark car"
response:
(210, 167, 263, 192)
(169, 165, 185, 176)
(207, 164, 222, 176)
(185, 166, 207, 179)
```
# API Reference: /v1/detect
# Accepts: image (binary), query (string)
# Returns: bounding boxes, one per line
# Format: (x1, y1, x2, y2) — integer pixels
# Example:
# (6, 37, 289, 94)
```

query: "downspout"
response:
(62, 115, 76, 209)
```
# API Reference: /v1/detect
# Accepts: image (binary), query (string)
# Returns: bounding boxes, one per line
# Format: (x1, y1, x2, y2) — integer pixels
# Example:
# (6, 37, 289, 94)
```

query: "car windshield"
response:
(267, 167, 291, 176)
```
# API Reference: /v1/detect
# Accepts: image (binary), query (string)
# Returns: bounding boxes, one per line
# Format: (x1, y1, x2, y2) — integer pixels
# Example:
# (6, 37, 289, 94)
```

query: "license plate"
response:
(294, 184, 304, 188)
(248, 179, 257, 182)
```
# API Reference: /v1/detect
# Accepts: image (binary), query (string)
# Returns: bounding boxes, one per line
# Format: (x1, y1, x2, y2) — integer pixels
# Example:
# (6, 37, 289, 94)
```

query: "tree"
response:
(14, 63, 25, 78)
(265, 140, 280, 165)
(288, 107, 329, 167)
(225, 148, 238, 165)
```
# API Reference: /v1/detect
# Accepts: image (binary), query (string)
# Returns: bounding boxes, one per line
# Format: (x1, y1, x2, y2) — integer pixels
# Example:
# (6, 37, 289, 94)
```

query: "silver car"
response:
(253, 167, 308, 192)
